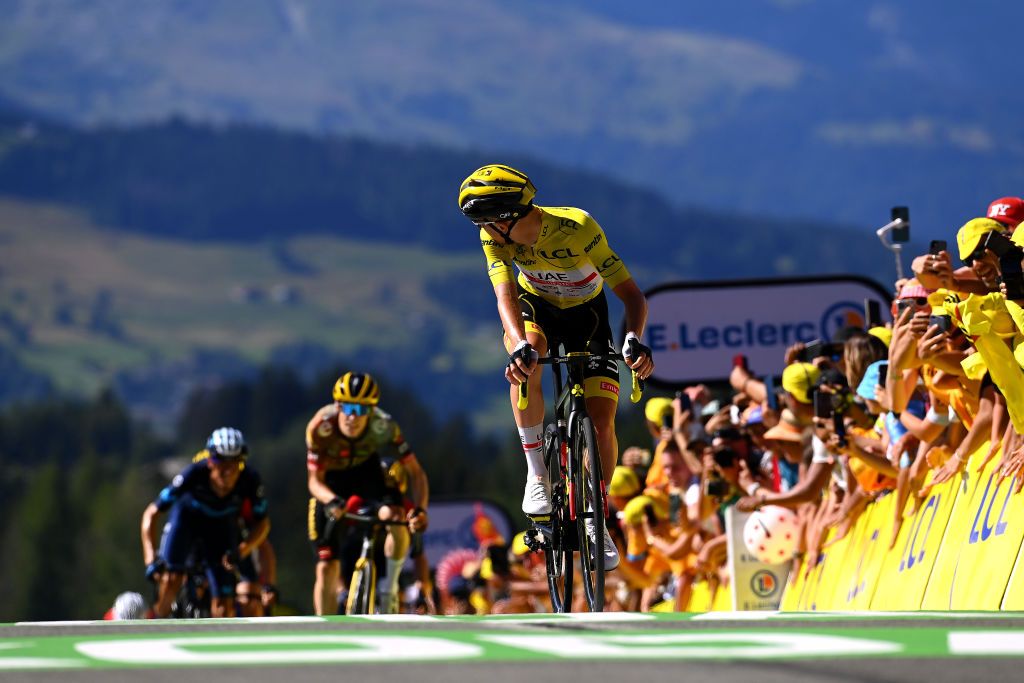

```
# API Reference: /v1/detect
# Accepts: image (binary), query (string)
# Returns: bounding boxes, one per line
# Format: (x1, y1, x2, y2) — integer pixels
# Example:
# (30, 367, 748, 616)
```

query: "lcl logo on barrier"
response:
(898, 494, 942, 573)
(968, 473, 1016, 544)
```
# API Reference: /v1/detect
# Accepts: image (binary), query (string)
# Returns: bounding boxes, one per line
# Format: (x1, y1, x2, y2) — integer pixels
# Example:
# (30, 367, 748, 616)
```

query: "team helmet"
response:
(458, 164, 536, 224)
(332, 371, 381, 406)
(206, 427, 248, 460)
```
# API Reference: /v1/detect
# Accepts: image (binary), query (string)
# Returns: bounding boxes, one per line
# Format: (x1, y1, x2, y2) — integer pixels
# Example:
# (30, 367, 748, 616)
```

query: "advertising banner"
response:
(944, 458, 1024, 610)
(868, 474, 959, 610)
(841, 494, 894, 610)
(919, 446, 988, 610)
(725, 507, 791, 610)
(642, 276, 892, 385)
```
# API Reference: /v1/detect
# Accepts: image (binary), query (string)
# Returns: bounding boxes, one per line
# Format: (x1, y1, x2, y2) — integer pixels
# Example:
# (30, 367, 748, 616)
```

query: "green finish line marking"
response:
(2, 627, 1024, 669)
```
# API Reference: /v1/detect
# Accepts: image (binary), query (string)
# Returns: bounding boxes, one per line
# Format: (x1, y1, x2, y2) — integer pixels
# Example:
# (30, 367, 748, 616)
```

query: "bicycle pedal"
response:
(527, 513, 551, 522)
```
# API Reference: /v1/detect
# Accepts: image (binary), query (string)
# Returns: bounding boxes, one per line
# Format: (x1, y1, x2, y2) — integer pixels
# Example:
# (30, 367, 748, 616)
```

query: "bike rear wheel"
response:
(346, 556, 376, 615)
(572, 414, 605, 611)
(543, 425, 574, 612)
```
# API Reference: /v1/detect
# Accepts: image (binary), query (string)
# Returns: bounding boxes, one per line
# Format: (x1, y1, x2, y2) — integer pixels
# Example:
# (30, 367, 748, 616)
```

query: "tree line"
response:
(0, 362, 652, 620)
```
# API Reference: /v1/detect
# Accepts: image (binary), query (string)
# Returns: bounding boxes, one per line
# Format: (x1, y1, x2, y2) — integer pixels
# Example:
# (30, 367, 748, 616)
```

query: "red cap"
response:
(987, 197, 1024, 229)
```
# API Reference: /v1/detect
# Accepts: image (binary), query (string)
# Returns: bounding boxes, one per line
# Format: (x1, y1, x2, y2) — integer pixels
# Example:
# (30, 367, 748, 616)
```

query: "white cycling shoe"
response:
(522, 477, 552, 516)
(584, 517, 620, 570)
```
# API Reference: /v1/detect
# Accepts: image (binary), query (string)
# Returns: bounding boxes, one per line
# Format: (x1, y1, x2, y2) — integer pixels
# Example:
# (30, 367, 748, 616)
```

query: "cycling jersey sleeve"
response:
(154, 463, 202, 512)
(305, 409, 333, 472)
(481, 229, 516, 288)
(582, 215, 631, 289)
(242, 469, 269, 522)
(391, 421, 413, 461)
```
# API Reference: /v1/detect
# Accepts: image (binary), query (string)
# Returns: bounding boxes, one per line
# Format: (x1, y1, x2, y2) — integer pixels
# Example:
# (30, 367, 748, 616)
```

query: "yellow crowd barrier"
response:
(779, 441, 1024, 611)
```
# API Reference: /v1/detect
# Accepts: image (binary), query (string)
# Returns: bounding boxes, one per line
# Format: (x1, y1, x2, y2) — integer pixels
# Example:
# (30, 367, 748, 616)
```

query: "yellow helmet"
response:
(458, 164, 536, 223)
(332, 371, 380, 405)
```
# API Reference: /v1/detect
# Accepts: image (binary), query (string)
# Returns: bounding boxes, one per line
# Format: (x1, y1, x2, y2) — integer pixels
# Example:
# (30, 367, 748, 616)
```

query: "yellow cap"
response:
(511, 531, 531, 556)
(867, 326, 892, 348)
(642, 487, 670, 519)
(644, 397, 673, 423)
(609, 466, 641, 497)
(957, 217, 1005, 261)
(1013, 226, 1024, 249)
(781, 362, 820, 404)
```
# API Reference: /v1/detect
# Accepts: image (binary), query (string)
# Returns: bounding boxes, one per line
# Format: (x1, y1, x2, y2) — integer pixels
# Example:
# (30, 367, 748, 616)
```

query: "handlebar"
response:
(321, 503, 410, 542)
(517, 352, 644, 410)
(337, 509, 410, 526)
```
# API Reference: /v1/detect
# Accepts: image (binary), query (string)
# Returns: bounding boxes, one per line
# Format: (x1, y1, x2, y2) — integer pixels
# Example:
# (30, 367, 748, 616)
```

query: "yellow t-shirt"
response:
(480, 206, 631, 309)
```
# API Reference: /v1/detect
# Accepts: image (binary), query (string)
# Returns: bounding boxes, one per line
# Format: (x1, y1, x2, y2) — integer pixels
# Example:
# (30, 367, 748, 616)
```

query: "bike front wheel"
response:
(572, 414, 605, 612)
(543, 424, 574, 613)
(346, 556, 376, 615)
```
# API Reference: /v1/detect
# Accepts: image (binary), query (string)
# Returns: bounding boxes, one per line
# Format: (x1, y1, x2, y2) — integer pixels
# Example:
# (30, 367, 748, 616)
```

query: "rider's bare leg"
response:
(586, 395, 618, 486)
(314, 559, 341, 615)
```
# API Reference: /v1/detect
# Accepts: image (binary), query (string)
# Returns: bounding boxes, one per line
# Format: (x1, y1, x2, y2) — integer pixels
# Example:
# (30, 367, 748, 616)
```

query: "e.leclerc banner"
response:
(642, 275, 892, 385)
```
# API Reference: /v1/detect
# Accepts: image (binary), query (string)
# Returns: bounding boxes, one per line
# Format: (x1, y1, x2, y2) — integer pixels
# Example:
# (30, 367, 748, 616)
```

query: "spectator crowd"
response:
(119, 195, 1024, 617)
(431, 195, 1024, 613)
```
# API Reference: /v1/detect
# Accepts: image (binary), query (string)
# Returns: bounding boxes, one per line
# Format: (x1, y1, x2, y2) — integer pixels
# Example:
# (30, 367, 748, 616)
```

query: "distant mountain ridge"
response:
(0, 110, 911, 428)
(0, 111, 906, 285)
(0, 0, 1021, 238)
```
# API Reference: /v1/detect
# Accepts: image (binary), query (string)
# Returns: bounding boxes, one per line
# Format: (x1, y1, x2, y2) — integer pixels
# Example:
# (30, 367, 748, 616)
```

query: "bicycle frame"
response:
(330, 507, 408, 615)
(545, 352, 606, 523)
(521, 348, 641, 612)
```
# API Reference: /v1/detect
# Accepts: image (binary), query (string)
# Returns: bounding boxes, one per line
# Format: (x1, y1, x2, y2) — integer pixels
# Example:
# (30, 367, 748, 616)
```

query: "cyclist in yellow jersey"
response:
(458, 164, 654, 571)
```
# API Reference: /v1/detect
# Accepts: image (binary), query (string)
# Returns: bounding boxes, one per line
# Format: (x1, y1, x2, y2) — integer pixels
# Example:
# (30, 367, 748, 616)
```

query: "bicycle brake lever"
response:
(518, 379, 529, 410)
(630, 371, 643, 404)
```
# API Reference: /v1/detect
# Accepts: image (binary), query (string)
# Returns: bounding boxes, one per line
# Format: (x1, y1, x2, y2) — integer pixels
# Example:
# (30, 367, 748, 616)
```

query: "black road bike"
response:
(324, 502, 409, 615)
(520, 347, 642, 612)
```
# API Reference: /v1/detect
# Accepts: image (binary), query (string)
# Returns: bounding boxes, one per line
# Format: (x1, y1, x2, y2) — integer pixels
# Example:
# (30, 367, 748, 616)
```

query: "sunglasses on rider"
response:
(339, 402, 371, 417)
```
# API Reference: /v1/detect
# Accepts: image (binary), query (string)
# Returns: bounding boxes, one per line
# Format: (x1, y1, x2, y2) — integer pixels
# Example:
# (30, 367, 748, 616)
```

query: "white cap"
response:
(112, 591, 147, 620)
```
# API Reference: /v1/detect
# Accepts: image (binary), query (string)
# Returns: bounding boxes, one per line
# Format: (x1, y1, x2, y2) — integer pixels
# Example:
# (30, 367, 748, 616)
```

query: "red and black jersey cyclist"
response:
(458, 163, 654, 571)
(306, 371, 429, 615)
(141, 427, 269, 618)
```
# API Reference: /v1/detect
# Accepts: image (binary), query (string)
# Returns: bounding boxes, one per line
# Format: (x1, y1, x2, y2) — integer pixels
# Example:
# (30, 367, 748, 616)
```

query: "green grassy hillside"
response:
(0, 197, 515, 429)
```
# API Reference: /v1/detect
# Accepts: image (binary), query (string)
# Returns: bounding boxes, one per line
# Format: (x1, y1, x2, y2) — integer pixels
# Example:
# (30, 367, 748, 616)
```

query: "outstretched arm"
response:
(612, 278, 654, 378)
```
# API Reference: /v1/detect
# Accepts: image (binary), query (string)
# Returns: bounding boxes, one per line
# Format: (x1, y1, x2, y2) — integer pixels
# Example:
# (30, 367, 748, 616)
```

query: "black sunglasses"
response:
(964, 249, 987, 267)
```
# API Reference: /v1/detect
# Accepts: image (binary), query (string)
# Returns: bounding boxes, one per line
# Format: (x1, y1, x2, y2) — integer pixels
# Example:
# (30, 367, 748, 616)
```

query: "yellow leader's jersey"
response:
(481, 206, 631, 309)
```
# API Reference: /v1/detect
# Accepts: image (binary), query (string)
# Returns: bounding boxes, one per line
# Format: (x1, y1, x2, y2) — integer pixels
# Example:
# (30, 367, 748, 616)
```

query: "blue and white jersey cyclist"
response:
(140, 427, 269, 618)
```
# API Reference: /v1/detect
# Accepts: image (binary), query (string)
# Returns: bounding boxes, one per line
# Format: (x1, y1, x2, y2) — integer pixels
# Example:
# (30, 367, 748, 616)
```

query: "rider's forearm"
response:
(141, 503, 160, 565)
(612, 279, 648, 338)
(242, 518, 270, 556)
(494, 282, 527, 345)
(307, 471, 337, 504)
(404, 455, 430, 509)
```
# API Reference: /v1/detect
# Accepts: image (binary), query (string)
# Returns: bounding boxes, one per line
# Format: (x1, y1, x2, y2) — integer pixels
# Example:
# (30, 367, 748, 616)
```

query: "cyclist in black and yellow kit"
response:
(458, 164, 654, 570)
(306, 372, 429, 615)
